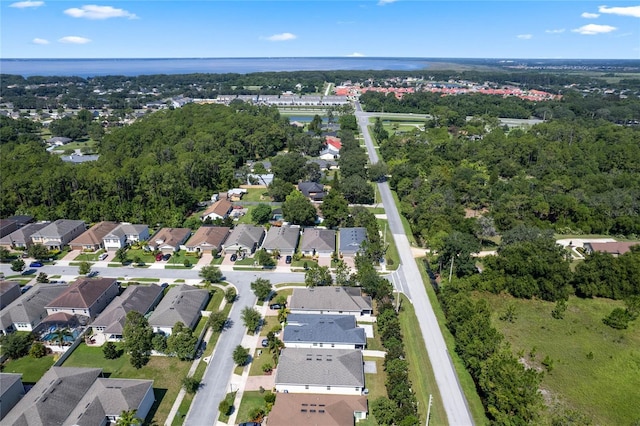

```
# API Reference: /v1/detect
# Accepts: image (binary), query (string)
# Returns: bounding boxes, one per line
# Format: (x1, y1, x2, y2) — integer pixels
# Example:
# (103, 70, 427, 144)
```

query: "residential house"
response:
(60, 154, 100, 164)
(298, 182, 327, 202)
(148, 228, 191, 253)
(222, 224, 266, 255)
(583, 241, 639, 257)
(46, 136, 72, 145)
(2, 367, 154, 426)
(0, 222, 49, 249)
(92, 284, 164, 342)
(0, 284, 68, 335)
(267, 393, 368, 426)
(261, 225, 300, 255)
(148, 285, 209, 335)
(247, 173, 274, 187)
(0, 374, 24, 420)
(0, 281, 21, 310)
(289, 287, 373, 316)
(30, 219, 86, 250)
(69, 221, 119, 251)
(275, 348, 365, 395)
(200, 199, 233, 222)
(5, 215, 34, 228)
(184, 226, 230, 253)
(0, 219, 19, 238)
(319, 136, 341, 161)
(227, 188, 248, 201)
(283, 314, 366, 350)
(339, 227, 368, 256)
(45, 278, 119, 320)
(300, 229, 336, 257)
(103, 223, 149, 250)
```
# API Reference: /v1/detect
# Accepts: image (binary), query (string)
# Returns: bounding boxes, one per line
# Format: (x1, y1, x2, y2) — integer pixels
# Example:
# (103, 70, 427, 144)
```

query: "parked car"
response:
(261, 339, 269, 348)
(230, 254, 238, 262)
(88, 270, 99, 277)
(21, 285, 32, 294)
(269, 303, 283, 310)
(21, 253, 29, 258)
(155, 253, 163, 261)
(98, 253, 108, 261)
(162, 253, 171, 261)
(29, 261, 43, 267)
(161, 282, 169, 288)
(285, 255, 292, 264)
(238, 423, 261, 426)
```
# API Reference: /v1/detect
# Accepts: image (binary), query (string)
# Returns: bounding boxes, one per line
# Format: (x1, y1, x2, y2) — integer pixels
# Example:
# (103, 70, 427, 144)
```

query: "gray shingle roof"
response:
(289, 287, 372, 314)
(300, 229, 336, 254)
(0, 222, 49, 246)
(0, 284, 69, 332)
(262, 226, 300, 252)
(338, 227, 367, 254)
(284, 314, 366, 346)
(92, 285, 164, 334)
(30, 219, 85, 239)
(223, 224, 265, 252)
(148, 285, 209, 330)
(104, 223, 148, 240)
(275, 348, 364, 388)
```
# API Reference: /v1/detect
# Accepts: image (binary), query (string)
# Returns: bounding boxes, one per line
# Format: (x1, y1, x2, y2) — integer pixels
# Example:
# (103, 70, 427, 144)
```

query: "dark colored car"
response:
(161, 282, 169, 288)
(29, 261, 43, 267)
(285, 255, 292, 264)
(21, 285, 32, 294)
(261, 339, 269, 347)
(269, 303, 283, 310)
(162, 253, 171, 261)
(230, 254, 238, 261)
(238, 423, 261, 426)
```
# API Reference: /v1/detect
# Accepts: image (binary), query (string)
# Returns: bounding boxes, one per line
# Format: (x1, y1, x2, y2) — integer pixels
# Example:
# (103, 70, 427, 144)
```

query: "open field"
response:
(479, 292, 640, 425)
(1, 354, 55, 384)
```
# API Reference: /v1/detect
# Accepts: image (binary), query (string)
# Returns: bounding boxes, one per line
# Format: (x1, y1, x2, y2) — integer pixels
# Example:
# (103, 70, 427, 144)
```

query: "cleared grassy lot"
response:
(480, 293, 640, 425)
(1, 354, 55, 384)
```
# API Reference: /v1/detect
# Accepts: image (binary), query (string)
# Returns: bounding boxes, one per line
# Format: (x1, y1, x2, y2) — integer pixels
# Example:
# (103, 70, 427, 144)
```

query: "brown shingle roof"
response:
(200, 199, 233, 219)
(150, 228, 191, 249)
(185, 226, 230, 250)
(268, 393, 367, 426)
(69, 221, 119, 247)
(46, 278, 117, 309)
(587, 242, 639, 255)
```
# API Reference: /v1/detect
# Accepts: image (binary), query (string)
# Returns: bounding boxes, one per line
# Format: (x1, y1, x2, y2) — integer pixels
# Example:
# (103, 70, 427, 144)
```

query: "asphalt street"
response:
(356, 102, 474, 425)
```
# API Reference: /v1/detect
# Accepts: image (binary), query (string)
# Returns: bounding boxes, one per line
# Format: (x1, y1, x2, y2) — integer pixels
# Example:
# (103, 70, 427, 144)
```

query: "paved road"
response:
(356, 102, 474, 425)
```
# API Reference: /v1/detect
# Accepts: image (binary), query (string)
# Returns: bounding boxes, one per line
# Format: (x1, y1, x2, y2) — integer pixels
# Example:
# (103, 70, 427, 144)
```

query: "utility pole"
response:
(448, 256, 454, 283)
(426, 394, 433, 426)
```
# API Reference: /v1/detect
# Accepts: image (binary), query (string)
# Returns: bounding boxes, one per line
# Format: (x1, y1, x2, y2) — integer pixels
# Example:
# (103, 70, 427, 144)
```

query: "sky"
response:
(1, 1, 639, 59)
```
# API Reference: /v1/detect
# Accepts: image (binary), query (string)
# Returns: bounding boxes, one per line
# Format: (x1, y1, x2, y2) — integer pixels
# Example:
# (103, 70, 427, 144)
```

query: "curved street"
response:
(356, 102, 474, 425)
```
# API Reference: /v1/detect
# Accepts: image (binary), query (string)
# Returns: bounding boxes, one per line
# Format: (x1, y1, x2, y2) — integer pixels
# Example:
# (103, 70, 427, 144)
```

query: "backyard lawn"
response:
(63, 343, 191, 425)
(1, 354, 55, 384)
(235, 391, 270, 424)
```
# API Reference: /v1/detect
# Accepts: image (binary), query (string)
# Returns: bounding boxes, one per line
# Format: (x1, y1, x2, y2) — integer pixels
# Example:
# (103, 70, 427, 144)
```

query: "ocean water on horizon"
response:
(0, 57, 431, 78)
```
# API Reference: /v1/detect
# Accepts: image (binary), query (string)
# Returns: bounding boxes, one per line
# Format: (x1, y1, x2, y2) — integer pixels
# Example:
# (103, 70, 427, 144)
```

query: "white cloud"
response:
(58, 36, 92, 44)
(32, 38, 49, 45)
(347, 52, 365, 57)
(598, 5, 640, 18)
(264, 32, 297, 41)
(517, 34, 533, 39)
(64, 5, 137, 20)
(581, 12, 600, 18)
(378, 0, 397, 5)
(545, 28, 565, 33)
(572, 24, 617, 35)
(9, 1, 43, 8)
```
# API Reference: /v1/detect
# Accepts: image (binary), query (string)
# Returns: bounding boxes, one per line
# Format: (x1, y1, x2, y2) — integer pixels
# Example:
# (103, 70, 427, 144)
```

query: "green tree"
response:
(251, 203, 272, 224)
(29, 341, 47, 358)
(0, 332, 34, 359)
(320, 189, 349, 229)
(282, 190, 317, 226)
(368, 161, 389, 182)
(225, 287, 237, 303)
(272, 152, 307, 183)
(28, 243, 50, 260)
(254, 248, 276, 267)
(152, 333, 168, 353)
(167, 322, 198, 360)
(251, 278, 273, 301)
(207, 311, 228, 332)
(115, 247, 128, 264)
(304, 263, 333, 287)
(51, 328, 73, 347)
(103, 341, 120, 359)
(115, 409, 141, 426)
(182, 376, 201, 394)
(341, 175, 374, 204)
(10, 258, 25, 272)
(241, 307, 262, 333)
(78, 261, 91, 275)
(436, 231, 481, 279)
(200, 265, 223, 283)
(0, 246, 11, 261)
(232, 345, 250, 366)
(123, 311, 153, 369)
(36, 272, 49, 283)
(602, 308, 632, 329)
(268, 178, 295, 202)
(308, 114, 323, 135)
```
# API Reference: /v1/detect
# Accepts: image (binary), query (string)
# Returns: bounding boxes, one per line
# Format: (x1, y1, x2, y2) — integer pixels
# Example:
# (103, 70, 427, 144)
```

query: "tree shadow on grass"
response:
(143, 388, 167, 426)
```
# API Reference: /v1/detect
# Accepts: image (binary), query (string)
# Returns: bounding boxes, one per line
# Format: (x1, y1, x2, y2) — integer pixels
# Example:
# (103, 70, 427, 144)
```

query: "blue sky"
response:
(1, 1, 639, 59)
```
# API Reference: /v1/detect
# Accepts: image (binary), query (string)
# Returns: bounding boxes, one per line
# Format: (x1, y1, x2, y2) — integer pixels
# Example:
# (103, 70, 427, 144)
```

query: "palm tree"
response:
(116, 409, 141, 426)
(51, 328, 73, 348)
(266, 331, 284, 365)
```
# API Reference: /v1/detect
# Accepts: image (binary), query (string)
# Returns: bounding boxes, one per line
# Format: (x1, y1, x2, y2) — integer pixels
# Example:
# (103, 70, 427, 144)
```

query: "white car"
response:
(98, 253, 108, 261)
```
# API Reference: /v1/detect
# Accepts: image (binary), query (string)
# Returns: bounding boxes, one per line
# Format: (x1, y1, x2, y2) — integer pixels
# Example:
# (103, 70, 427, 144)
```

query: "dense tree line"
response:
(0, 103, 294, 224)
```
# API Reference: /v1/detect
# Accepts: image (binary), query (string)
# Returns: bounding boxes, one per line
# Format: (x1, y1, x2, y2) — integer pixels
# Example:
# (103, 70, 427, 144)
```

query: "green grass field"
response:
(480, 293, 640, 425)
(1, 354, 55, 384)
(235, 390, 268, 423)
(63, 343, 191, 425)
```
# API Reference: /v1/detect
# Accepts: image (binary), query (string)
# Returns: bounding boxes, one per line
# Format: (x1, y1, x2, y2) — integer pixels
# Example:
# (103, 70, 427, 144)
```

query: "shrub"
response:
(225, 288, 237, 303)
(29, 342, 47, 358)
(602, 308, 632, 329)
(182, 376, 201, 394)
(103, 341, 120, 359)
(218, 400, 231, 416)
(264, 392, 276, 404)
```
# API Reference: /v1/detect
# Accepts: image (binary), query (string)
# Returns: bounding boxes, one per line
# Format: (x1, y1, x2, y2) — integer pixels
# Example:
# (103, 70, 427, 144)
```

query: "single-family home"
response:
(261, 225, 300, 255)
(0, 219, 19, 238)
(275, 348, 365, 395)
(339, 227, 368, 256)
(583, 241, 639, 257)
(92, 284, 164, 342)
(0, 222, 49, 249)
(227, 188, 248, 201)
(2, 367, 154, 426)
(319, 136, 342, 160)
(45, 278, 119, 320)
(298, 182, 327, 202)
(184, 226, 230, 253)
(0, 281, 21, 310)
(5, 215, 34, 228)
(148, 228, 191, 253)
(222, 224, 266, 255)
(283, 314, 366, 350)
(0, 284, 68, 335)
(289, 287, 373, 316)
(46, 136, 72, 145)
(69, 221, 119, 251)
(247, 173, 274, 187)
(267, 393, 368, 426)
(200, 199, 233, 222)
(103, 223, 149, 250)
(0, 374, 24, 420)
(300, 229, 336, 257)
(148, 285, 209, 335)
(30, 219, 86, 250)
